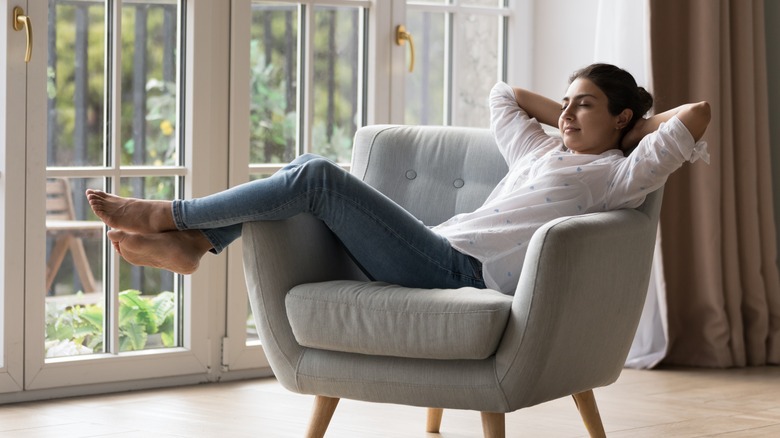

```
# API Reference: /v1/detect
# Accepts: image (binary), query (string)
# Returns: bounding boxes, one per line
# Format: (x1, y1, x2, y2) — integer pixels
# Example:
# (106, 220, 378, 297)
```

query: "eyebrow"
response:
(562, 93, 597, 102)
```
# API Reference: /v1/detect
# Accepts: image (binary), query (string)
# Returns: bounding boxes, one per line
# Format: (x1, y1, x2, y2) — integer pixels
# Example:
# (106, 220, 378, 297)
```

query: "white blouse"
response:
(433, 81, 709, 294)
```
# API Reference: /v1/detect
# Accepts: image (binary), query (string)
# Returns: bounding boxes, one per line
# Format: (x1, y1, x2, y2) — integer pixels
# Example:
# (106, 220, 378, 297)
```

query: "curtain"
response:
(593, 0, 668, 369)
(650, 0, 780, 366)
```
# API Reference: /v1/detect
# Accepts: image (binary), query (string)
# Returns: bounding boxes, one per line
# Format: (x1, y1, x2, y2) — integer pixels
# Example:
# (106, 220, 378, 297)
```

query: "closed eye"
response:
(561, 102, 591, 111)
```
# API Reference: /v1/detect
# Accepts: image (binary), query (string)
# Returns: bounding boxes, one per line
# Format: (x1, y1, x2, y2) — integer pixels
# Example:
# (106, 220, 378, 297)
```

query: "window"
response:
(404, 1, 509, 127)
(223, 0, 369, 369)
(44, 0, 183, 359)
(6, 0, 213, 394)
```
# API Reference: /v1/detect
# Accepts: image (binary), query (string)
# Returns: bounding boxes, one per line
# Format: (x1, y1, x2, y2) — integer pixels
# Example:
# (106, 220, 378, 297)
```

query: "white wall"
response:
(530, 0, 600, 99)
(506, 0, 600, 100)
(509, 0, 649, 101)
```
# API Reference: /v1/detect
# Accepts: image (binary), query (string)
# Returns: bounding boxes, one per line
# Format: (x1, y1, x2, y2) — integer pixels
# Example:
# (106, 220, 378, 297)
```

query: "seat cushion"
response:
(285, 280, 513, 360)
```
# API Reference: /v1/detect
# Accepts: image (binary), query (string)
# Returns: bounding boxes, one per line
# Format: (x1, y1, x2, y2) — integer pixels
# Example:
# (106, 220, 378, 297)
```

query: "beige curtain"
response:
(650, 0, 780, 367)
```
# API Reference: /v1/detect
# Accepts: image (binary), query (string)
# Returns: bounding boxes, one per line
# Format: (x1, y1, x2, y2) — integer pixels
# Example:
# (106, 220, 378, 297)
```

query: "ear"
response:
(616, 108, 633, 130)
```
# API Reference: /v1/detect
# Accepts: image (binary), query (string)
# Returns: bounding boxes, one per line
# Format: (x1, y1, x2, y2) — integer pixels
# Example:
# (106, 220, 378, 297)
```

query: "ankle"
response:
(153, 201, 177, 232)
(183, 230, 213, 254)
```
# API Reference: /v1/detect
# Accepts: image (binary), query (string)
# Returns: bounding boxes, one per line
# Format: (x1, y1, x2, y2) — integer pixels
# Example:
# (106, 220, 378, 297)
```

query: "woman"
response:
(86, 63, 711, 295)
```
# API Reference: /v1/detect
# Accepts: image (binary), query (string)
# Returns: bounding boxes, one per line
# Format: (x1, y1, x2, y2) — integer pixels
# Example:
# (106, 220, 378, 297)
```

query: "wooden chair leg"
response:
(426, 408, 444, 433)
(480, 412, 505, 438)
(572, 390, 606, 438)
(305, 395, 340, 438)
(69, 237, 98, 292)
(46, 235, 71, 292)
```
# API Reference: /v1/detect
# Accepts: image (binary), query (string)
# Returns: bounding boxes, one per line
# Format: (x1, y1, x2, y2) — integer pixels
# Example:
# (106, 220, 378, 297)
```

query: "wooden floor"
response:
(2, 367, 779, 437)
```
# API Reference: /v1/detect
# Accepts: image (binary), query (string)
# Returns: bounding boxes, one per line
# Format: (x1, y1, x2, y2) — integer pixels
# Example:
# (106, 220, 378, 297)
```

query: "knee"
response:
(299, 154, 340, 175)
(286, 154, 337, 176)
(291, 153, 324, 165)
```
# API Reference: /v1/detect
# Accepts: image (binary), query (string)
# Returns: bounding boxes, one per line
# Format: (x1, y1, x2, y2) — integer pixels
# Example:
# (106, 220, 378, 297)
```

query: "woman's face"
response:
(558, 78, 626, 155)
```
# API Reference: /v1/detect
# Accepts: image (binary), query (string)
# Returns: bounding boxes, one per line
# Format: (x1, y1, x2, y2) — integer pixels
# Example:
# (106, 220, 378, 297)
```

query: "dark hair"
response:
(569, 63, 653, 133)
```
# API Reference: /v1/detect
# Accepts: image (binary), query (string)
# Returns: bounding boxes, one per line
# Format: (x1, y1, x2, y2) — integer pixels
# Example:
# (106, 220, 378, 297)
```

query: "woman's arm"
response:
(511, 87, 562, 127)
(490, 82, 562, 165)
(621, 101, 712, 150)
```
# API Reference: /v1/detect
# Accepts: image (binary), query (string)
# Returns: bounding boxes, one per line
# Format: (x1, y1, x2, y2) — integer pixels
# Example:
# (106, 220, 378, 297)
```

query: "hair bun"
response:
(636, 86, 654, 116)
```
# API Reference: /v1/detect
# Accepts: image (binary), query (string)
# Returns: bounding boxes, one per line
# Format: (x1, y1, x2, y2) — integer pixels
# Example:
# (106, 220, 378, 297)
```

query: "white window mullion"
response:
(364, 0, 393, 125)
(106, 0, 123, 355)
(300, 3, 314, 154)
(23, 0, 53, 389)
(444, 10, 453, 125)
(223, 0, 263, 371)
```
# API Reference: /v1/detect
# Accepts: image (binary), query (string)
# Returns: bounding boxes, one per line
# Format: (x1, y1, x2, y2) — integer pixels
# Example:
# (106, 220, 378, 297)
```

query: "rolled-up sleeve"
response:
(489, 82, 555, 165)
(607, 116, 709, 208)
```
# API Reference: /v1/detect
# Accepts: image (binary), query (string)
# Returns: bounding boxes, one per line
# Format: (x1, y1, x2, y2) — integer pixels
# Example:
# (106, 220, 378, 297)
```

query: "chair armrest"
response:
(242, 214, 366, 389)
(495, 207, 657, 408)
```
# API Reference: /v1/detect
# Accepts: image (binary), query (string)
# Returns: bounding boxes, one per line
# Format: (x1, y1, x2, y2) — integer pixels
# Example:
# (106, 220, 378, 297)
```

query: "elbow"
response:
(694, 101, 712, 124)
(682, 101, 712, 142)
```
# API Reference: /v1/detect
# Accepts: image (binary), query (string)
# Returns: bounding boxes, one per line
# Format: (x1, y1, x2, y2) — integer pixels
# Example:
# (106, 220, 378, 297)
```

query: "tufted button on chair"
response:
(242, 125, 663, 438)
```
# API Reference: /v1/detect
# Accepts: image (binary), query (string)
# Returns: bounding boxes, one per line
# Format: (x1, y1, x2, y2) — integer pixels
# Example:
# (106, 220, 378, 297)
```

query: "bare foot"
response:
(86, 189, 176, 233)
(107, 229, 212, 275)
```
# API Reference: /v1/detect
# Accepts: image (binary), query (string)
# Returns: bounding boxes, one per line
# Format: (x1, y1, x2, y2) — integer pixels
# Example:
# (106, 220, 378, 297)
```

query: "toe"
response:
(107, 229, 126, 243)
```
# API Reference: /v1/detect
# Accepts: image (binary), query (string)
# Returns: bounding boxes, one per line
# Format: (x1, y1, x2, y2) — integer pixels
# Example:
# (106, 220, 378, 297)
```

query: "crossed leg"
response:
(86, 189, 212, 274)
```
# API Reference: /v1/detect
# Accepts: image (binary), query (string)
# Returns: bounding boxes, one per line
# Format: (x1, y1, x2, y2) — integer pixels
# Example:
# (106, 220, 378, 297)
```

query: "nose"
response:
(561, 105, 574, 121)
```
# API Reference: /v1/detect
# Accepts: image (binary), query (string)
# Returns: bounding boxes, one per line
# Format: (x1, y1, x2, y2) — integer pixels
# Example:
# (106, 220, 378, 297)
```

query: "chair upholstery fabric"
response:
(351, 125, 508, 226)
(286, 280, 513, 360)
(242, 125, 662, 413)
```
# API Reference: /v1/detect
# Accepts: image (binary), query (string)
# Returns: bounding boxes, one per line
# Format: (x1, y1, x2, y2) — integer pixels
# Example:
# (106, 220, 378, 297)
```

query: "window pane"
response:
(45, 177, 106, 358)
(121, 2, 180, 167)
(118, 177, 180, 352)
(47, 2, 106, 167)
(311, 6, 361, 163)
(452, 13, 499, 127)
(250, 3, 299, 165)
(404, 11, 446, 125)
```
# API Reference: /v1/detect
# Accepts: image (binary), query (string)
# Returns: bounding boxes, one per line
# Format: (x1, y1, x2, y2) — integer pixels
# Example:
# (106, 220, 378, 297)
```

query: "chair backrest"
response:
(351, 125, 507, 226)
(46, 178, 77, 221)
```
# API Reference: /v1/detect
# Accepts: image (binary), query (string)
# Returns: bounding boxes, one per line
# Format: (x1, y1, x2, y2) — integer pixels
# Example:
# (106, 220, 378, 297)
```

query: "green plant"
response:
(248, 40, 297, 164)
(45, 290, 176, 358)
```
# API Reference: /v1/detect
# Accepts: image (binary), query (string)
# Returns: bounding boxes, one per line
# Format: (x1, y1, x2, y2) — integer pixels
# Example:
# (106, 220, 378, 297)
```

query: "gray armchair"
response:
(242, 125, 662, 438)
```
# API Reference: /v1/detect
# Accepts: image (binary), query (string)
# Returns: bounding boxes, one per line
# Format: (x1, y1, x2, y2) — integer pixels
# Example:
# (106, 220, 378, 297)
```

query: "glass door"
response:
(225, 0, 370, 370)
(397, 0, 509, 127)
(21, 0, 212, 391)
(224, 1, 511, 368)
(0, 1, 30, 393)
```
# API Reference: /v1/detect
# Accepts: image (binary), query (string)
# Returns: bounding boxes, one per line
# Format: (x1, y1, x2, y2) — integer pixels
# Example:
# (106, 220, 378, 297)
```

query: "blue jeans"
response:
(172, 154, 485, 289)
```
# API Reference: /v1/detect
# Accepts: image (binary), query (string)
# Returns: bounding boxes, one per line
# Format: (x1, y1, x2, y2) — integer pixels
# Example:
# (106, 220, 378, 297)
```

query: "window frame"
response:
(224, 0, 374, 371)
(0, 0, 30, 394)
(0, 0, 236, 400)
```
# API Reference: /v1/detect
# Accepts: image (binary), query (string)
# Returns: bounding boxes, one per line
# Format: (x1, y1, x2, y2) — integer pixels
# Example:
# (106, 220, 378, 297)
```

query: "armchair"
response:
(242, 125, 662, 437)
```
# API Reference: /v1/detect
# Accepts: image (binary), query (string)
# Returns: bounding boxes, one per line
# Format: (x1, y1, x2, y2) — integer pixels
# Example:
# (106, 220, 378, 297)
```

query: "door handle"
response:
(395, 25, 415, 73)
(13, 6, 33, 63)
